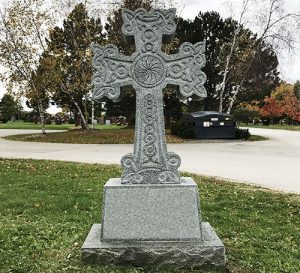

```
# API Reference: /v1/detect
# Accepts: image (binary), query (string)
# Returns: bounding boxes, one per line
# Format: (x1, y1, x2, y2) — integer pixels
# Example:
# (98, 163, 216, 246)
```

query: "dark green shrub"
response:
(171, 118, 194, 139)
(235, 127, 251, 139)
(233, 107, 259, 124)
(68, 118, 75, 124)
(0, 117, 8, 123)
(261, 118, 270, 125)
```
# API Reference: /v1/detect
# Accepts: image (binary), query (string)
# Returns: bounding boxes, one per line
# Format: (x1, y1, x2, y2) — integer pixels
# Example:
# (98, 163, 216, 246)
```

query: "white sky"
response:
(0, 0, 299, 114)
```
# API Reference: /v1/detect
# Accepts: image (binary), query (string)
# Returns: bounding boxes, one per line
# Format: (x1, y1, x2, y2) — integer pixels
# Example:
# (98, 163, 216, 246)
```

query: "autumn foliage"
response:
(283, 93, 300, 121)
(260, 97, 284, 119)
(260, 84, 300, 122)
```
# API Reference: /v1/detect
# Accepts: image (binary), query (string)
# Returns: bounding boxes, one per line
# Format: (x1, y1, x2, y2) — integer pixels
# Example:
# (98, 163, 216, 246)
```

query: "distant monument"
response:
(81, 8, 225, 269)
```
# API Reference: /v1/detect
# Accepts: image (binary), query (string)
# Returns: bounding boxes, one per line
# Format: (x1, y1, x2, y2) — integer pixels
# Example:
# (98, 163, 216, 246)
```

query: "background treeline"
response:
(0, 0, 299, 129)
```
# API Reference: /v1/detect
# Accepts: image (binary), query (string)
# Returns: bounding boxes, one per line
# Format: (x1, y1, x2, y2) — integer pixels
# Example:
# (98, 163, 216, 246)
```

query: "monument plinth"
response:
(81, 8, 225, 269)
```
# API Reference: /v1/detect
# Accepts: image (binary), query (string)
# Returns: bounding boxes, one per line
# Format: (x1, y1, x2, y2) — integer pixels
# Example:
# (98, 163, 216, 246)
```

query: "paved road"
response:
(0, 128, 299, 194)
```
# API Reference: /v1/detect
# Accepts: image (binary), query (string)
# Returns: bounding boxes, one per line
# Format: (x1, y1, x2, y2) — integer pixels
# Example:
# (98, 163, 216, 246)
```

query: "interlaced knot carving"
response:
(92, 8, 207, 184)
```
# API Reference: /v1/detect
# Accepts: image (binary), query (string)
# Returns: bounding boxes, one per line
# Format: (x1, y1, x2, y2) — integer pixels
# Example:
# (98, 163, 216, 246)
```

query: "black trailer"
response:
(183, 111, 236, 139)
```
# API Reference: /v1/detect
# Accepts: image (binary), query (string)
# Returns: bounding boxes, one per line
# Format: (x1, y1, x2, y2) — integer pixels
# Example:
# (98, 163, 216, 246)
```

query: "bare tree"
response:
(225, 0, 300, 114)
(218, 0, 251, 112)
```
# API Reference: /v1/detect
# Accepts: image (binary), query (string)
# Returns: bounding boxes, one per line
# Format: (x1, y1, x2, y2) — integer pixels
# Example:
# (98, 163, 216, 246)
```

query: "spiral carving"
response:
(133, 54, 165, 87)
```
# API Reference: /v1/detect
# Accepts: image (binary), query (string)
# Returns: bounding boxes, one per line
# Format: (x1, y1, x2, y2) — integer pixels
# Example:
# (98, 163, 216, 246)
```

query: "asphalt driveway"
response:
(0, 128, 299, 193)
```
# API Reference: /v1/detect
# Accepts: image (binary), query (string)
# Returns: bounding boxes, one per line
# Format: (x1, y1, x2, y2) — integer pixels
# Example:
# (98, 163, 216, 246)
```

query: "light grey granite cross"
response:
(92, 8, 207, 184)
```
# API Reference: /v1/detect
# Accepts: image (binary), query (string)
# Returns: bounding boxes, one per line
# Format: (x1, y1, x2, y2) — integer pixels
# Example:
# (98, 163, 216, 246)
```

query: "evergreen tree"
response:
(176, 12, 236, 111)
(294, 80, 300, 100)
(0, 94, 22, 122)
(176, 12, 280, 112)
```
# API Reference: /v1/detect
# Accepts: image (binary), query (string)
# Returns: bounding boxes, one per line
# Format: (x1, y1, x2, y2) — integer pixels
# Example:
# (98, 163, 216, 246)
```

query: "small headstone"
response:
(105, 119, 110, 126)
(82, 8, 225, 269)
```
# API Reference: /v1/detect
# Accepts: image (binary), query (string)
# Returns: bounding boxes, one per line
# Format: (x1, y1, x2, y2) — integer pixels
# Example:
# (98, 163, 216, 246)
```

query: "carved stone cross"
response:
(92, 8, 207, 184)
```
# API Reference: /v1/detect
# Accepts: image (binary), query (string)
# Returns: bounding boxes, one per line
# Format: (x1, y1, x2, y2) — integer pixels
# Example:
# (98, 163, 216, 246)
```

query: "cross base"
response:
(81, 222, 225, 269)
(99, 177, 203, 241)
(81, 177, 225, 269)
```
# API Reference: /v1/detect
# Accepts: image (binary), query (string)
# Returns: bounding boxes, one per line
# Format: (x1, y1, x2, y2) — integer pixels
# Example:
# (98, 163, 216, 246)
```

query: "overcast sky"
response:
(0, 0, 299, 113)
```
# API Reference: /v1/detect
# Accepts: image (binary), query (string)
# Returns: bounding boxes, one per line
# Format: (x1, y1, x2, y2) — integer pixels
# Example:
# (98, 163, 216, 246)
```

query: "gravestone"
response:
(81, 8, 225, 269)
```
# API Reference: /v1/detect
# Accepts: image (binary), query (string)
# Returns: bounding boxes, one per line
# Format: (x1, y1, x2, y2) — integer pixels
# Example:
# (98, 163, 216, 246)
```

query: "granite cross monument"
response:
(81, 8, 225, 269)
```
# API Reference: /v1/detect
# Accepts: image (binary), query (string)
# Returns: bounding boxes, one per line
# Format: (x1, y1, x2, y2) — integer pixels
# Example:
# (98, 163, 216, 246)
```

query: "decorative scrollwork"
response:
(91, 44, 131, 102)
(93, 86, 120, 102)
(165, 41, 207, 99)
(158, 171, 179, 183)
(122, 8, 176, 40)
(92, 8, 207, 185)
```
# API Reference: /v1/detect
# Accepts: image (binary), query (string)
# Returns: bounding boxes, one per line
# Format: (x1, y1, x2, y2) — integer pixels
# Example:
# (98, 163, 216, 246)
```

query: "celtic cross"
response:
(92, 8, 207, 184)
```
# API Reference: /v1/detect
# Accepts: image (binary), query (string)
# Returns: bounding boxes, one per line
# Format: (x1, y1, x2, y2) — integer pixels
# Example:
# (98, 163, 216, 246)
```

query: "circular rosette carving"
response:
(144, 133, 156, 144)
(167, 152, 181, 169)
(145, 124, 155, 133)
(133, 54, 165, 87)
(144, 144, 157, 157)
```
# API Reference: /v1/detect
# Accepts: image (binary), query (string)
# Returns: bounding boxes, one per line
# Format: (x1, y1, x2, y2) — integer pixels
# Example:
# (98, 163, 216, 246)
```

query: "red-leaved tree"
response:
(260, 97, 284, 122)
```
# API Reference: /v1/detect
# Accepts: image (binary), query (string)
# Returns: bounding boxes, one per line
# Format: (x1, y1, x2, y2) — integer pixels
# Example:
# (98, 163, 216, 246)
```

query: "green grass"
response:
(240, 123, 300, 131)
(0, 158, 299, 273)
(0, 120, 126, 130)
(5, 128, 184, 144)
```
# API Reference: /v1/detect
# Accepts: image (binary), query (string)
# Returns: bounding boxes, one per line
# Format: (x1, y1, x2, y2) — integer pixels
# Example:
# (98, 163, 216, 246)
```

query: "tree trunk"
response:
(73, 100, 89, 130)
(91, 99, 95, 129)
(37, 99, 46, 134)
(218, 0, 250, 112)
(219, 40, 237, 112)
(61, 87, 89, 130)
(227, 86, 240, 114)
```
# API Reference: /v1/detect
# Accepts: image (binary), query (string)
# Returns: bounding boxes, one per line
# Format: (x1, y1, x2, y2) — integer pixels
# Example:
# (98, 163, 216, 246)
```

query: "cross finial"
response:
(122, 8, 176, 49)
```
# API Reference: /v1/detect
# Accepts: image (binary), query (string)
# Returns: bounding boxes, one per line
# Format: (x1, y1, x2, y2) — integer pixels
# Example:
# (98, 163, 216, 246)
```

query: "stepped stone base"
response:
(81, 222, 225, 269)
(81, 177, 225, 269)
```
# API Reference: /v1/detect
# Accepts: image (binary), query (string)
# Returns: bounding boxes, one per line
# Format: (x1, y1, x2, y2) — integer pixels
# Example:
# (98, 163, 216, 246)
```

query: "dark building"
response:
(183, 111, 236, 139)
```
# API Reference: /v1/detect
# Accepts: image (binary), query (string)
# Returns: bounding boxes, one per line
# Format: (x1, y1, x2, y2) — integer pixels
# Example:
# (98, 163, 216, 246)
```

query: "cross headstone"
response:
(92, 8, 206, 184)
(82, 8, 225, 269)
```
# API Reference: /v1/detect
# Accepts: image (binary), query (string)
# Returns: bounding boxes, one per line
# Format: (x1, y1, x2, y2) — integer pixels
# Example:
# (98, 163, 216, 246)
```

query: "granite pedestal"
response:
(81, 177, 225, 269)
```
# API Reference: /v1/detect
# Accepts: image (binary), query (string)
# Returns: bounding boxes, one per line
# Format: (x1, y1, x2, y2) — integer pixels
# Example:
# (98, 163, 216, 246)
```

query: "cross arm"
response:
(91, 44, 132, 102)
(164, 42, 207, 99)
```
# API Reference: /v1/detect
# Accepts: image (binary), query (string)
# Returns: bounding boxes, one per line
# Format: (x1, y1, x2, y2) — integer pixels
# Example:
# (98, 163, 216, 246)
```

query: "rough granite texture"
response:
(91, 8, 207, 184)
(84, 7, 225, 269)
(101, 177, 202, 241)
(81, 222, 225, 269)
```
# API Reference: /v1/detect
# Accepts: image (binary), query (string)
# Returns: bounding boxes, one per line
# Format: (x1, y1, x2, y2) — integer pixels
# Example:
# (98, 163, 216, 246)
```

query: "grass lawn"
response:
(4, 128, 185, 144)
(0, 158, 299, 273)
(0, 120, 126, 130)
(240, 123, 300, 131)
